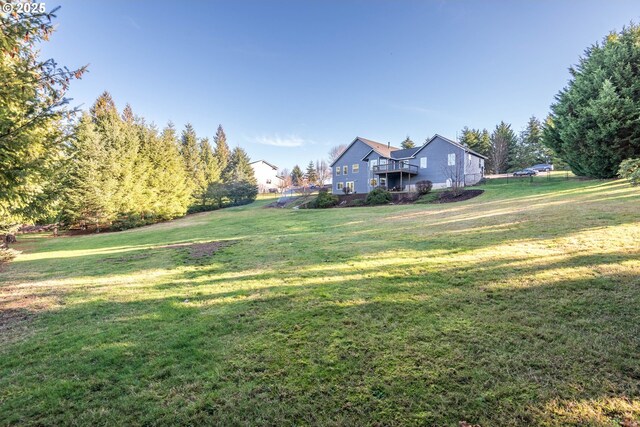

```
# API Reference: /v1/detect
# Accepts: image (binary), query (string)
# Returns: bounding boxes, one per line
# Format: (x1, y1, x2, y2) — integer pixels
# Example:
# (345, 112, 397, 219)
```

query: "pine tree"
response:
(459, 127, 491, 158)
(225, 147, 257, 184)
(180, 123, 205, 199)
(489, 123, 514, 174)
(306, 161, 318, 185)
(291, 165, 304, 186)
(544, 24, 640, 177)
(63, 113, 116, 231)
(214, 125, 231, 180)
(514, 116, 552, 168)
(401, 136, 415, 149)
(198, 138, 221, 205)
(1, 7, 86, 237)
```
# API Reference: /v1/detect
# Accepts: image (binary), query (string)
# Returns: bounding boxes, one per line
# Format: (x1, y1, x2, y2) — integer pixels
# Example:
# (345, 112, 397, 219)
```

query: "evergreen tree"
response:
(140, 124, 191, 219)
(459, 127, 491, 157)
(1, 7, 86, 239)
(401, 136, 415, 149)
(197, 138, 221, 205)
(489, 123, 513, 174)
(489, 122, 518, 171)
(214, 125, 231, 180)
(291, 165, 304, 186)
(514, 116, 553, 168)
(180, 123, 205, 199)
(306, 161, 318, 185)
(63, 113, 116, 231)
(225, 147, 257, 184)
(544, 24, 640, 178)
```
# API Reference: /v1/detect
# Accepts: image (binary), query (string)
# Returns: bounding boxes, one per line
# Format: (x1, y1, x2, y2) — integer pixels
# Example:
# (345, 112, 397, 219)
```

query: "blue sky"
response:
(41, 0, 639, 170)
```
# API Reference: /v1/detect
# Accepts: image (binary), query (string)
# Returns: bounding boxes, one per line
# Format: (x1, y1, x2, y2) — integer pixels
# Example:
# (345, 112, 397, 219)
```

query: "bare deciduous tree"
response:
(489, 133, 509, 174)
(441, 153, 466, 196)
(328, 144, 347, 164)
(316, 159, 331, 185)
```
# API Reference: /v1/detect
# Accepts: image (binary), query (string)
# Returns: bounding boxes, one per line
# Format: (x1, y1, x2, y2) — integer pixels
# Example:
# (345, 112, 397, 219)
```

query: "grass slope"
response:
(1, 177, 639, 426)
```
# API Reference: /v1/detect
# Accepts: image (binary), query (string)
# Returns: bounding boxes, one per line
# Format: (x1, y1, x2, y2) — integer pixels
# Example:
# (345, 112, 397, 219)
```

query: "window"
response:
(370, 178, 377, 186)
(379, 158, 387, 165)
(448, 153, 456, 166)
(336, 166, 341, 176)
(380, 177, 386, 187)
(370, 159, 378, 170)
(352, 164, 359, 173)
(346, 181, 354, 192)
(420, 157, 427, 169)
(266, 179, 272, 184)
(343, 165, 348, 175)
(337, 182, 344, 190)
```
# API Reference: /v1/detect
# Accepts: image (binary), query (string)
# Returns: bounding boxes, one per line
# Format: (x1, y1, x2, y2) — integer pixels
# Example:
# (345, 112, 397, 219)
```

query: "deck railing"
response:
(372, 161, 418, 174)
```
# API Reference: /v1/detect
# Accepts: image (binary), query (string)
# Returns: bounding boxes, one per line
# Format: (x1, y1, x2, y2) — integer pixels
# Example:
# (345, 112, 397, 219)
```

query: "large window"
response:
(379, 158, 387, 165)
(336, 166, 341, 176)
(346, 181, 354, 192)
(343, 165, 348, 175)
(337, 182, 344, 190)
(370, 159, 378, 170)
(448, 153, 456, 166)
(420, 157, 427, 169)
(352, 164, 359, 173)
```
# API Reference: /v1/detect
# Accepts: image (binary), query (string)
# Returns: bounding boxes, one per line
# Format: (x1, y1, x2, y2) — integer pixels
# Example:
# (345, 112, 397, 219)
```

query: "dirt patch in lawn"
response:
(160, 240, 237, 260)
(434, 189, 484, 203)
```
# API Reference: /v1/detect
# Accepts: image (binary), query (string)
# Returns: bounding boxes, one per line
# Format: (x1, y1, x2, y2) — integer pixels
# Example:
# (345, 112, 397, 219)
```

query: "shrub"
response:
(342, 186, 352, 195)
(415, 180, 433, 195)
(365, 187, 392, 205)
(618, 158, 640, 186)
(312, 189, 338, 208)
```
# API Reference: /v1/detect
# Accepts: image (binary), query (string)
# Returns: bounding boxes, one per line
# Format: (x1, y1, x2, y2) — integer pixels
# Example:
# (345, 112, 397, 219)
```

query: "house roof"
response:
(330, 137, 400, 166)
(249, 160, 279, 170)
(411, 134, 489, 160)
(389, 147, 421, 159)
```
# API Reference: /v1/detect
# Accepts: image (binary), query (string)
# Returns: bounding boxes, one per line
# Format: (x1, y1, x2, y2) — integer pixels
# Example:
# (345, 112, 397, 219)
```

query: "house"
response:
(250, 160, 283, 193)
(330, 134, 486, 194)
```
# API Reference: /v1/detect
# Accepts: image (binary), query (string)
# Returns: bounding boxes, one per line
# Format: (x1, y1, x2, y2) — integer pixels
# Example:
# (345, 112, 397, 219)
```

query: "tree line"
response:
(458, 116, 559, 174)
(63, 93, 257, 231)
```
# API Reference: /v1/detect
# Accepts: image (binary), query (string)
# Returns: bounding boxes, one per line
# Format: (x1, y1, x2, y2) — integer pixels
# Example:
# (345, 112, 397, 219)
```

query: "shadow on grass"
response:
(1, 247, 639, 425)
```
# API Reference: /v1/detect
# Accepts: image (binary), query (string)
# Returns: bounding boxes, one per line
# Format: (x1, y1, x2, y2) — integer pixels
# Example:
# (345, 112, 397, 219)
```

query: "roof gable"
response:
(330, 137, 400, 166)
(412, 134, 488, 160)
(250, 160, 279, 170)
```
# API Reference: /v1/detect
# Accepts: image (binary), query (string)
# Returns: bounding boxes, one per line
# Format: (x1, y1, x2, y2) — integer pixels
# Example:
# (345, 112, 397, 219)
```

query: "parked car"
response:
(513, 168, 538, 176)
(530, 163, 554, 172)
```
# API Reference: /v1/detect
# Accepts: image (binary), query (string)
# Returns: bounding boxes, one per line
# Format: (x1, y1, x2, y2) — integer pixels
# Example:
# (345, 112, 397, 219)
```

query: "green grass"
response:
(1, 177, 639, 426)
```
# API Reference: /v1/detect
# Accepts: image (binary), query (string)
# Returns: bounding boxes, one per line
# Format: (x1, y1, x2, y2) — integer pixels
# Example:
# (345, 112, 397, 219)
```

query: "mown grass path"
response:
(1, 177, 639, 425)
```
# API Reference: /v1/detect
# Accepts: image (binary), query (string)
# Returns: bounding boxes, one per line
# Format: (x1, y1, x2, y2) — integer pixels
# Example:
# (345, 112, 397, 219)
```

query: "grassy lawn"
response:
(1, 177, 639, 426)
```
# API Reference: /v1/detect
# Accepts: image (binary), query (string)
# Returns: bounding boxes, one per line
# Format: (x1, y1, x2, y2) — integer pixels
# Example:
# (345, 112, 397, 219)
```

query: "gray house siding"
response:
(331, 139, 372, 194)
(332, 135, 486, 194)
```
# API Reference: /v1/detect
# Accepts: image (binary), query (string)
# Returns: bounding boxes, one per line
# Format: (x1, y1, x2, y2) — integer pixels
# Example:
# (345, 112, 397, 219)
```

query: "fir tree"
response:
(544, 23, 640, 177)
(225, 147, 257, 184)
(214, 125, 231, 180)
(401, 136, 416, 149)
(306, 161, 318, 185)
(198, 138, 221, 205)
(291, 165, 304, 186)
(180, 123, 205, 199)
(1, 7, 86, 238)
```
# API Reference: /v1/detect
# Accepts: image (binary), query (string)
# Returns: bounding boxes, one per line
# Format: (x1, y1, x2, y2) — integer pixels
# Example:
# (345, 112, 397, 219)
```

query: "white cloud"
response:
(253, 135, 306, 147)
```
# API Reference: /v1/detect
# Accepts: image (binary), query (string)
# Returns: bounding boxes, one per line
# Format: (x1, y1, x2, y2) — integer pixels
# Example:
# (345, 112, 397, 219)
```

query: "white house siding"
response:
(250, 160, 282, 193)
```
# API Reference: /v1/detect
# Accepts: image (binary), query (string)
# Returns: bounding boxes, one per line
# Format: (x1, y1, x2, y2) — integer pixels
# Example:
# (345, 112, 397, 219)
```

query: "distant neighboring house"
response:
(330, 134, 486, 194)
(250, 160, 283, 193)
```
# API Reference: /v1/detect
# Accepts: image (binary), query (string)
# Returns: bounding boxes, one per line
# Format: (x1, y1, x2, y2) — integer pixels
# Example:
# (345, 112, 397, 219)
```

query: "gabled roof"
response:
(249, 160, 279, 170)
(330, 137, 400, 166)
(411, 134, 489, 160)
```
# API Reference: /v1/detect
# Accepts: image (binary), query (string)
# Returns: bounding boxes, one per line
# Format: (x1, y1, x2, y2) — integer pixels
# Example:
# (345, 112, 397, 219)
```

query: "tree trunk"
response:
(2, 233, 17, 248)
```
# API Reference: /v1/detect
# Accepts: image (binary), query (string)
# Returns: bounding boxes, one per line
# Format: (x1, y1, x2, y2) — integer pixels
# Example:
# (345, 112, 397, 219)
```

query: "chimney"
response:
(387, 142, 390, 149)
